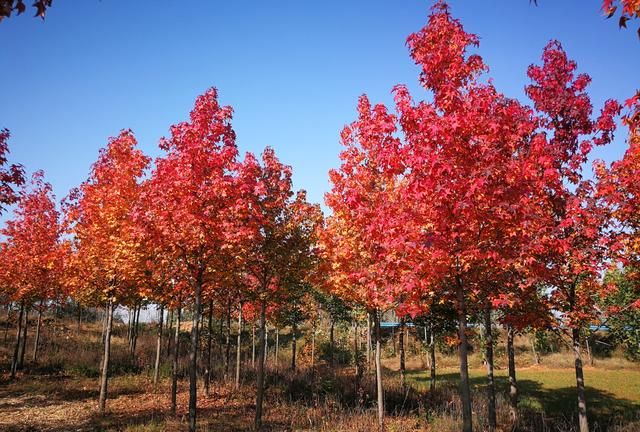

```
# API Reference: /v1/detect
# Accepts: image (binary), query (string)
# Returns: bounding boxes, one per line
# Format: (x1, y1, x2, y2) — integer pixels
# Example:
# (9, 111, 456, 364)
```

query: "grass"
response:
(407, 366, 640, 430)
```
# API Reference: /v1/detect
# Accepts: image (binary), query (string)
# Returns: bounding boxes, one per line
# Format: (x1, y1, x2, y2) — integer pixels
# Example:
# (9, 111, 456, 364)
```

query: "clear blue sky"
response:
(1, 0, 638, 212)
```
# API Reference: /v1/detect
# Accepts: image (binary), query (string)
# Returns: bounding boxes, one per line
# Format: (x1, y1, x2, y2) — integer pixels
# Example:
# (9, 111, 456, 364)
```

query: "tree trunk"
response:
(32, 303, 43, 363)
(224, 301, 231, 379)
(205, 301, 213, 396)
(4, 304, 11, 345)
(373, 310, 384, 432)
(585, 334, 594, 367)
(131, 304, 141, 357)
(484, 306, 496, 431)
(235, 304, 242, 390)
(255, 301, 267, 431)
(291, 323, 297, 372)
(10, 303, 24, 378)
(18, 307, 28, 369)
(366, 313, 372, 368)
(573, 328, 589, 432)
(311, 323, 316, 368)
(429, 321, 436, 392)
(330, 319, 335, 367)
(354, 320, 362, 401)
(507, 324, 518, 426)
(399, 319, 406, 389)
(188, 281, 202, 432)
(531, 332, 540, 365)
(171, 306, 181, 415)
(251, 322, 256, 369)
(456, 281, 473, 432)
(98, 300, 114, 414)
(275, 327, 279, 372)
(153, 305, 164, 385)
(167, 308, 174, 357)
(77, 304, 82, 331)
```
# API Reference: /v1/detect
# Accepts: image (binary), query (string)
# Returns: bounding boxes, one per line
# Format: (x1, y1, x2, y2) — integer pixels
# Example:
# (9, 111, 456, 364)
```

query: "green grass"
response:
(407, 366, 640, 427)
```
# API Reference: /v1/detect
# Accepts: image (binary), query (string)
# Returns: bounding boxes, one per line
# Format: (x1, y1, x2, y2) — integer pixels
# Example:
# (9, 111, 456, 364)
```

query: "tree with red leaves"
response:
(237, 148, 321, 430)
(64, 130, 150, 414)
(143, 88, 238, 432)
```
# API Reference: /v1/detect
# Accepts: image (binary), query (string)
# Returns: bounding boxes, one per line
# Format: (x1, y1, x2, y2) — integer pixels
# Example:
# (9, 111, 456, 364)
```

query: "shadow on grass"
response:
(408, 370, 640, 430)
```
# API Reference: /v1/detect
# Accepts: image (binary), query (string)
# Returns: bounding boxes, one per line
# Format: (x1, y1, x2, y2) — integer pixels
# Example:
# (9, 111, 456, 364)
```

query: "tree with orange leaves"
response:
(64, 130, 150, 414)
(0, 129, 25, 215)
(2, 171, 62, 377)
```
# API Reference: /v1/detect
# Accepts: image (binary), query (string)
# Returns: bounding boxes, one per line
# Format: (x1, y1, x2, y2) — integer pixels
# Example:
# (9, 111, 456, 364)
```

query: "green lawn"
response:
(407, 367, 640, 426)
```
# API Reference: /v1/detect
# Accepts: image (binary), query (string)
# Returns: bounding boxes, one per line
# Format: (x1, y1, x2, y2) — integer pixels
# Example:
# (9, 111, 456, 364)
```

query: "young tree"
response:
(143, 88, 238, 432)
(65, 130, 150, 414)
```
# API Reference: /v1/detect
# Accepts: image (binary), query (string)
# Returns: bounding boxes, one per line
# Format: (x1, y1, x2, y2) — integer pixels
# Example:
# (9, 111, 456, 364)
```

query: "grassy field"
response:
(407, 366, 640, 430)
(1, 316, 639, 431)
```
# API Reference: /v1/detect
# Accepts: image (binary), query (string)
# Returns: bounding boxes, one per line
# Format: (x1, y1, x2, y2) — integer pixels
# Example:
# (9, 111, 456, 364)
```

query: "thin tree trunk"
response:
(188, 281, 202, 432)
(275, 327, 279, 372)
(429, 321, 436, 392)
(456, 280, 473, 432)
(573, 328, 589, 432)
(18, 307, 28, 369)
(235, 304, 242, 389)
(4, 304, 11, 345)
(171, 306, 181, 415)
(224, 301, 231, 379)
(98, 300, 114, 414)
(507, 324, 518, 426)
(131, 304, 141, 357)
(330, 319, 335, 367)
(374, 310, 384, 431)
(531, 332, 540, 365)
(77, 304, 82, 331)
(255, 301, 267, 431)
(153, 305, 164, 385)
(354, 320, 362, 400)
(167, 308, 174, 357)
(399, 319, 406, 389)
(291, 323, 297, 372)
(10, 303, 24, 378)
(366, 313, 372, 369)
(585, 334, 594, 367)
(251, 322, 256, 369)
(311, 322, 316, 369)
(205, 300, 213, 395)
(32, 303, 43, 363)
(484, 306, 496, 431)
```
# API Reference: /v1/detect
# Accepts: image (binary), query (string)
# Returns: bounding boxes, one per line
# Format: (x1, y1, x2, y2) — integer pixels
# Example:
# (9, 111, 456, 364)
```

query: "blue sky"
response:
(1, 0, 638, 213)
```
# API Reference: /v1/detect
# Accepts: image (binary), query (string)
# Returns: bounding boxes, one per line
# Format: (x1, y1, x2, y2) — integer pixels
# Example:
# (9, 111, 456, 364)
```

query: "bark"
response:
(205, 301, 213, 396)
(4, 304, 11, 344)
(507, 325, 518, 426)
(224, 301, 231, 379)
(585, 335, 594, 367)
(153, 305, 164, 385)
(291, 323, 297, 372)
(366, 313, 372, 369)
(354, 320, 362, 399)
(251, 322, 256, 368)
(329, 319, 335, 367)
(171, 306, 181, 415)
(311, 323, 316, 368)
(275, 327, 279, 372)
(456, 280, 473, 432)
(98, 300, 114, 414)
(399, 319, 406, 389)
(131, 304, 141, 357)
(167, 308, 174, 357)
(10, 303, 24, 378)
(255, 301, 267, 431)
(188, 281, 202, 432)
(373, 310, 384, 432)
(429, 321, 436, 392)
(32, 303, 43, 363)
(573, 328, 589, 432)
(18, 307, 28, 369)
(235, 304, 242, 389)
(484, 306, 496, 431)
